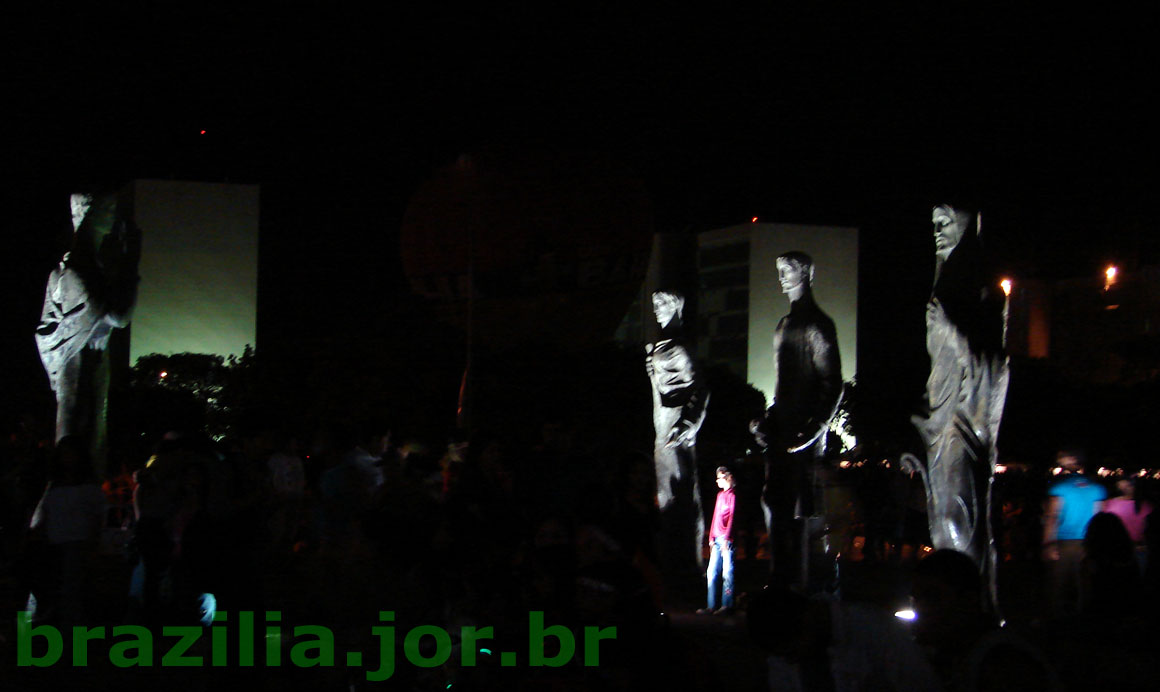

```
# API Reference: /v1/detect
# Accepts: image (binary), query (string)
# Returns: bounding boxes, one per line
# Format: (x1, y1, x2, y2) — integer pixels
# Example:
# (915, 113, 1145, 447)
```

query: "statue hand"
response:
(664, 422, 695, 449)
(786, 429, 819, 454)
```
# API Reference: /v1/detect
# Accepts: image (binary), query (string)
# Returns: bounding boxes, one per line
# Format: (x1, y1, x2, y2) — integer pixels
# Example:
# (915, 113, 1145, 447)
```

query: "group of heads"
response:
(651, 250, 817, 328)
(652, 203, 969, 326)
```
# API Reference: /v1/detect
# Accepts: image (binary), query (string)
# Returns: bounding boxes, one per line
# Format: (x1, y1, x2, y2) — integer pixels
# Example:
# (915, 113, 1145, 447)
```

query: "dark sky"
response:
(10, 6, 1157, 256)
(5, 5, 1158, 419)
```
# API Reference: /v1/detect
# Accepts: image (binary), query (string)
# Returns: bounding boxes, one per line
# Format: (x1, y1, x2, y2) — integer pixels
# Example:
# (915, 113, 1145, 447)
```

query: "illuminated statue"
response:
(36, 192, 141, 460)
(646, 290, 709, 573)
(752, 252, 842, 590)
(903, 204, 1009, 610)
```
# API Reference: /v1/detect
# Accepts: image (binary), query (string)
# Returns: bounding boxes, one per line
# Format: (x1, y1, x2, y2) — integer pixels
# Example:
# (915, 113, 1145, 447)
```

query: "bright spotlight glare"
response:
(198, 592, 216, 627)
(999, 278, 1012, 296)
(894, 609, 917, 621)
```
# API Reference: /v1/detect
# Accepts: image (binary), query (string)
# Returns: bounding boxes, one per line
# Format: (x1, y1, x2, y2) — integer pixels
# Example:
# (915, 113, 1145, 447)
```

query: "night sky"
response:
(5, 5, 1158, 424)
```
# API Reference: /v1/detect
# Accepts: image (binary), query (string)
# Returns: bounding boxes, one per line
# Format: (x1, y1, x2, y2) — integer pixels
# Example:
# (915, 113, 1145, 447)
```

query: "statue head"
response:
(69, 191, 120, 263)
(651, 290, 684, 329)
(776, 252, 814, 301)
(932, 204, 972, 262)
(70, 193, 94, 232)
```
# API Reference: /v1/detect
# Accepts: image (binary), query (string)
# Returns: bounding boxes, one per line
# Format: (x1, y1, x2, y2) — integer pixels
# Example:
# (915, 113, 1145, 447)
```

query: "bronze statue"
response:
(36, 192, 141, 462)
(903, 204, 1009, 610)
(753, 252, 842, 590)
(751, 252, 844, 588)
(646, 290, 709, 574)
(771, 252, 843, 457)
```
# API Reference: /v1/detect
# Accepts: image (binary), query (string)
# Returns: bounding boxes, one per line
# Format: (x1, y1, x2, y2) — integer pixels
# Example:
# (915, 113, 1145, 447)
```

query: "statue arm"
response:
(915, 299, 961, 442)
(667, 384, 709, 448)
(787, 325, 842, 452)
(98, 218, 142, 329)
(814, 325, 843, 420)
(644, 343, 663, 413)
(663, 350, 709, 448)
(35, 267, 96, 391)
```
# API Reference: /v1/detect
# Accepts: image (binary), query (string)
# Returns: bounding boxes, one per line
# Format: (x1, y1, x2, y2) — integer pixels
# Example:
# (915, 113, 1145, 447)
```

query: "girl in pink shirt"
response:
(699, 466, 736, 615)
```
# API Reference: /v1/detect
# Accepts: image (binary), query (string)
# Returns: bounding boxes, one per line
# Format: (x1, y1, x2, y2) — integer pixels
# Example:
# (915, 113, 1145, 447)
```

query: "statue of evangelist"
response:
(904, 204, 1008, 608)
(752, 252, 842, 589)
(36, 192, 141, 451)
(646, 290, 709, 572)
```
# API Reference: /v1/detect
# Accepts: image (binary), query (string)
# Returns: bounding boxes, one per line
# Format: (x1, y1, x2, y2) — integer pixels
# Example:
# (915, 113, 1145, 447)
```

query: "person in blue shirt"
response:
(1042, 449, 1106, 616)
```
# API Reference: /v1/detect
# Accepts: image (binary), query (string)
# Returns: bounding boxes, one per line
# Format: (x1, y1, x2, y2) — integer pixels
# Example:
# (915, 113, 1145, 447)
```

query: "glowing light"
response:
(159, 371, 168, 379)
(1000, 278, 1012, 297)
(1052, 467, 1063, 476)
(894, 609, 917, 621)
(839, 460, 852, 469)
(1105, 265, 1118, 282)
(995, 464, 1007, 474)
(751, 217, 758, 223)
(1097, 467, 1111, 477)
(200, 130, 207, 135)
(198, 592, 216, 627)
(479, 648, 492, 655)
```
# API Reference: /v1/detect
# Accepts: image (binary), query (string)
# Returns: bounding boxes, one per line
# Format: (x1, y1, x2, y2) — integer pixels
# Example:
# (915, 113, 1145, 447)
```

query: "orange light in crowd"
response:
(999, 278, 1012, 297)
(751, 216, 759, 223)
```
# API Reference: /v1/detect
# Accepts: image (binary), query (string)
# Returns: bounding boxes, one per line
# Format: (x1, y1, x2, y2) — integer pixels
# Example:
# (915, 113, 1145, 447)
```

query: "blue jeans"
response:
(707, 537, 734, 609)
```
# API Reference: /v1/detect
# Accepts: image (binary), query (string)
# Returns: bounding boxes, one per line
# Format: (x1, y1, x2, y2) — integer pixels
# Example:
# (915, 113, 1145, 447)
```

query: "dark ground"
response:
(2, 539, 1155, 691)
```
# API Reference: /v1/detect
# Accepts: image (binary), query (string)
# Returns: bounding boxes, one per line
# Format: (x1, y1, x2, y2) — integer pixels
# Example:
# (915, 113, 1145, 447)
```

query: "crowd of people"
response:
(1, 413, 680, 688)
(2, 413, 1158, 690)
